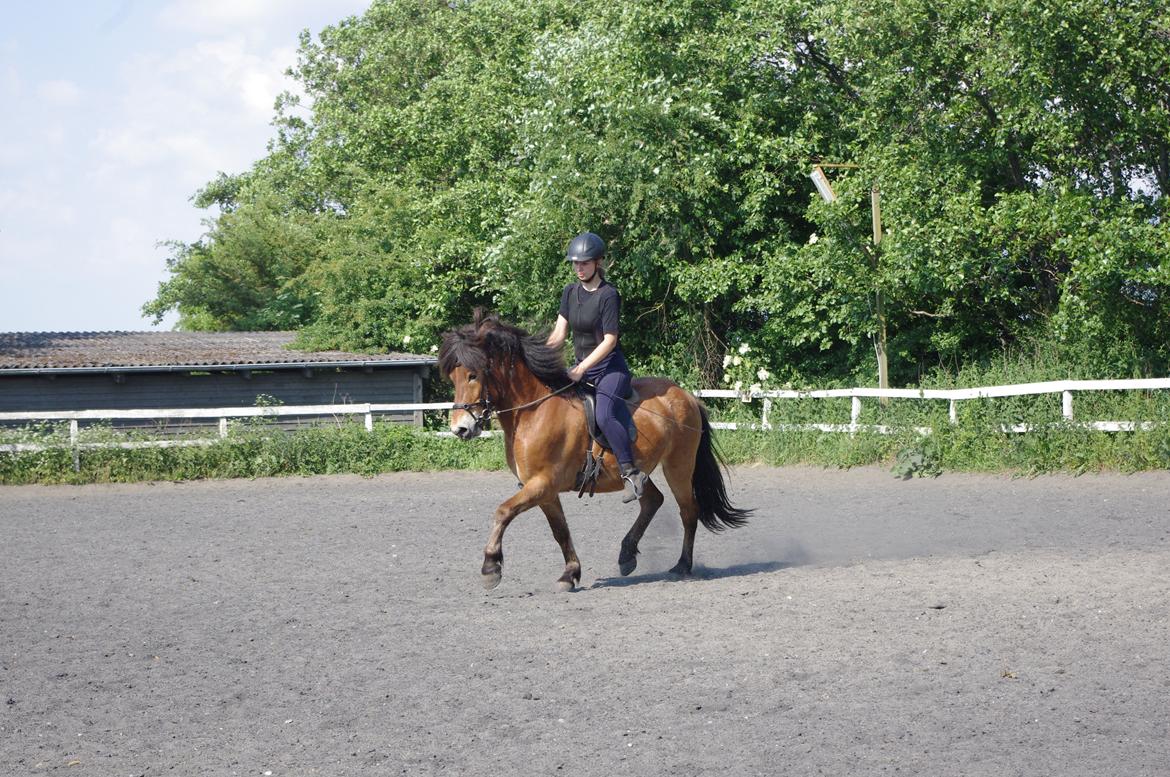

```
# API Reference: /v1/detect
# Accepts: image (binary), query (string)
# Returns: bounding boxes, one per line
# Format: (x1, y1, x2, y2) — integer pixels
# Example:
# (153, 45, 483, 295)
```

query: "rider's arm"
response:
(546, 315, 569, 348)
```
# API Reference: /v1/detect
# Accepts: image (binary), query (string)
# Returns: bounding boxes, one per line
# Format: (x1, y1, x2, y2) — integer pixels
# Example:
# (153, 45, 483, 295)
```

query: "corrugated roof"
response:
(0, 331, 436, 373)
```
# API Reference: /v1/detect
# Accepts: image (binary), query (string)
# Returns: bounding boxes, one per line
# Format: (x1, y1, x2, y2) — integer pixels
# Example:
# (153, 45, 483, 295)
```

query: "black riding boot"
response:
(620, 463, 647, 503)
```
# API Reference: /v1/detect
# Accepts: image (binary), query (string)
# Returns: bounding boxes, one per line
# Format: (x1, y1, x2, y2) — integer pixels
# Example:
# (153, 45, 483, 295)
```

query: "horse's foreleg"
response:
(618, 478, 665, 576)
(540, 497, 581, 592)
(482, 480, 548, 590)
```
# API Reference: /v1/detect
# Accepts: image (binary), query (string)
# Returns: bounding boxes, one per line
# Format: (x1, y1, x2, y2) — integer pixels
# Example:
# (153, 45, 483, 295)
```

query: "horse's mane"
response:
(439, 310, 573, 390)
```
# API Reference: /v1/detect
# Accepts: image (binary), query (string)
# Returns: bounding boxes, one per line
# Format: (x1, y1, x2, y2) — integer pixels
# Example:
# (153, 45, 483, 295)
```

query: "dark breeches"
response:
(593, 369, 635, 466)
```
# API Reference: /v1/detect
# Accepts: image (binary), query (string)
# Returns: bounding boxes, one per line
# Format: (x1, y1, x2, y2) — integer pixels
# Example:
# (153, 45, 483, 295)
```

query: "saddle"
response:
(573, 383, 641, 498)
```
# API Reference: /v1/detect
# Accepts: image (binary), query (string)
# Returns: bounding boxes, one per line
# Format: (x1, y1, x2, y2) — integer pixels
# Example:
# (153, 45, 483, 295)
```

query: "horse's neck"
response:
(491, 365, 547, 434)
(492, 364, 545, 409)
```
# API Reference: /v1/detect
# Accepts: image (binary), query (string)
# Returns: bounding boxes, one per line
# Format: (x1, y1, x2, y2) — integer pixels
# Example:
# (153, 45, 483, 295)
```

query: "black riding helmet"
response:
(565, 231, 605, 263)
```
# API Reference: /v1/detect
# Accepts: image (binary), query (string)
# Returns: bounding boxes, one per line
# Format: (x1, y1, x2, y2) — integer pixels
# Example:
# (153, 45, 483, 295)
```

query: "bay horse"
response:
(439, 311, 751, 590)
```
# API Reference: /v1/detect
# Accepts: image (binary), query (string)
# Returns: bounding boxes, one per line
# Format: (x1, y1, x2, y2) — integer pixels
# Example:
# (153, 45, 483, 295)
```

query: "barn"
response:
(0, 331, 436, 426)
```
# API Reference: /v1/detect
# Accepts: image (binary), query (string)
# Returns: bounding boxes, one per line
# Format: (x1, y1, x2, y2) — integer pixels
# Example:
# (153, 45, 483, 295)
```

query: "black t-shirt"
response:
(559, 280, 624, 370)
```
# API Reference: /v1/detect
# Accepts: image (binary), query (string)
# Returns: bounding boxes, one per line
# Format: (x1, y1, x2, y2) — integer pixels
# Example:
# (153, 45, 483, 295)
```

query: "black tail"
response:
(692, 404, 752, 532)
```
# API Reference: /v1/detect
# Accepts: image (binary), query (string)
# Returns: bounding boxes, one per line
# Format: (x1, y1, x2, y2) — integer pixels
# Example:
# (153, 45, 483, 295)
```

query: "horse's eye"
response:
(468, 372, 478, 382)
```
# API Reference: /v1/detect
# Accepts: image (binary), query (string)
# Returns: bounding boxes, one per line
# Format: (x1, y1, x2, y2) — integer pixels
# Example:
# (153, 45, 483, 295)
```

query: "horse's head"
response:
(438, 312, 498, 439)
(439, 309, 572, 439)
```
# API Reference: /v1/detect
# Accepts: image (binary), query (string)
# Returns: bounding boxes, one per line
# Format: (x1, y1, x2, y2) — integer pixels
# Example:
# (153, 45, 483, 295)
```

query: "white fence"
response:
(0, 403, 456, 464)
(1, 378, 1167, 462)
(694, 378, 1170, 434)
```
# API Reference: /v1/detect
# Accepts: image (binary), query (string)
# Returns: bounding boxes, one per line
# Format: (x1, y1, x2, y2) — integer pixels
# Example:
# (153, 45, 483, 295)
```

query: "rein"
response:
(494, 381, 579, 416)
(450, 343, 702, 434)
(452, 358, 579, 429)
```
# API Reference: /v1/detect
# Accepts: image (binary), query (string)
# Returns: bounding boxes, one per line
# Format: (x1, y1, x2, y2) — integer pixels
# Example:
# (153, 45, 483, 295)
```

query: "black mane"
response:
(439, 311, 572, 390)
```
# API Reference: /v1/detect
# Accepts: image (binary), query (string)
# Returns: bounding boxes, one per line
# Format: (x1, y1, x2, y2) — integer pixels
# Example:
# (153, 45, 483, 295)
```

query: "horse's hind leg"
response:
(618, 478, 664, 576)
(661, 459, 700, 576)
(540, 497, 581, 592)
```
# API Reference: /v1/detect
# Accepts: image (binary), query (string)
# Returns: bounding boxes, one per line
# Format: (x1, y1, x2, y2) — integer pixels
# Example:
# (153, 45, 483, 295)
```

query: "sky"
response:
(0, 0, 373, 333)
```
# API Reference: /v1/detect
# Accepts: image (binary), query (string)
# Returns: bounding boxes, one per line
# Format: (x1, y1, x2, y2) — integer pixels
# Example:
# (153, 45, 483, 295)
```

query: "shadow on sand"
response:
(589, 560, 795, 589)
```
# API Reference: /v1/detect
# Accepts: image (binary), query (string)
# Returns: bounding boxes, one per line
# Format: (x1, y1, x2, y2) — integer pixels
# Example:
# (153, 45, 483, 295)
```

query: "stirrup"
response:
(621, 469, 647, 503)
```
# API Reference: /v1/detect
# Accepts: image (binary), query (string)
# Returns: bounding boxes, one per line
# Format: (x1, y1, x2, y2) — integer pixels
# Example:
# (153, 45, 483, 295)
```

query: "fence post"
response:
(948, 400, 958, 424)
(70, 419, 80, 472)
(850, 396, 861, 436)
(1062, 391, 1074, 422)
(365, 411, 374, 432)
(762, 398, 772, 431)
(219, 418, 228, 438)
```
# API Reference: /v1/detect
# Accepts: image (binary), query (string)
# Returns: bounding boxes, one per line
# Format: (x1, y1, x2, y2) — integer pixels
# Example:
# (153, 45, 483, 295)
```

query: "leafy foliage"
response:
(147, 0, 1170, 387)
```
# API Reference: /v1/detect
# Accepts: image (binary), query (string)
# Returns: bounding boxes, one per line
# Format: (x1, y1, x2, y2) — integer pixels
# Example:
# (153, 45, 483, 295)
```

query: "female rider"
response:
(546, 231, 647, 502)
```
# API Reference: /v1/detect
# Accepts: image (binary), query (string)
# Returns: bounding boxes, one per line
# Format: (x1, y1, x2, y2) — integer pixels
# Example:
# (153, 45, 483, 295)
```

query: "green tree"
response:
(147, 0, 1170, 384)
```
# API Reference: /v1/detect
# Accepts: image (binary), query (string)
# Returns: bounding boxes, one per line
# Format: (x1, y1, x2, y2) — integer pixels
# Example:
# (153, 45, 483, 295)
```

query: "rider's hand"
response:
(567, 364, 586, 383)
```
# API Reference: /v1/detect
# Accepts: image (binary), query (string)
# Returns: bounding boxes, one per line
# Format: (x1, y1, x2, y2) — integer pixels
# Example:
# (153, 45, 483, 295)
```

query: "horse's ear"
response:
(472, 307, 499, 333)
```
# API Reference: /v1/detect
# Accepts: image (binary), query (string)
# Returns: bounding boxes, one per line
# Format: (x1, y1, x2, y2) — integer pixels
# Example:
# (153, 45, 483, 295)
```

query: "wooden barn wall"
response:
(0, 367, 426, 424)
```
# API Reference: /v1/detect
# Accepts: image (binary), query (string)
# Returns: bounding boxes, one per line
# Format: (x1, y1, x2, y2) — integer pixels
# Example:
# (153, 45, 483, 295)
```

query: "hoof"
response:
(555, 579, 575, 593)
(618, 540, 639, 577)
(668, 562, 692, 577)
(481, 570, 502, 590)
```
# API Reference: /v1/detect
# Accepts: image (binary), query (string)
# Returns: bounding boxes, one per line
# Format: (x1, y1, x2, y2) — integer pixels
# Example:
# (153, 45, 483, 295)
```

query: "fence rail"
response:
(694, 378, 1170, 434)
(1, 378, 1167, 462)
(0, 403, 458, 464)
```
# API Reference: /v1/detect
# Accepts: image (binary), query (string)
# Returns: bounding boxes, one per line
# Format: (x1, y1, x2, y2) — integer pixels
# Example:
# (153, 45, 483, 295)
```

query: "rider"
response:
(546, 231, 648, 503)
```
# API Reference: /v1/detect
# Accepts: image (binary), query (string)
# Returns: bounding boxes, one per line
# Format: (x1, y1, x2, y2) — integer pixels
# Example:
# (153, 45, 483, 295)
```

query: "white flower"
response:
(738, 343, 751, 355)
(808, 233, 819, 244)
(732, 356, 743, 367)
(722, 354, 732, 369)
(402, 335, 412, 345)
(723, 374, 732, 383)
(757, 368, 769, 381)
(430, 344, 438, 352)
(733, 380, 743, 391)
(749, 383, 761, 394)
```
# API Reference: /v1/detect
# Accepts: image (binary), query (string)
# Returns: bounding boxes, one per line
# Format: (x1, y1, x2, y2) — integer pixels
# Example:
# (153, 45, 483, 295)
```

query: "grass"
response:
(0, 421, 506, 486)
(701, 380, 1170, 476)
(4, 342, 1169, 484)
(3, 395, 1167, 485)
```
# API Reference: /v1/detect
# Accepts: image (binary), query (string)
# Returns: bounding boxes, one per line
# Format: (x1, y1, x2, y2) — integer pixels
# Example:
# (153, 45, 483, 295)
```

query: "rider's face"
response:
(574, 259, 597, 281)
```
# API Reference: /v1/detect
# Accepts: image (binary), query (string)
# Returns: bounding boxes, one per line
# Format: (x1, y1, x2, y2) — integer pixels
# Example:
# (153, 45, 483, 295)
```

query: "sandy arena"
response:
(2, 466, 1168, 776)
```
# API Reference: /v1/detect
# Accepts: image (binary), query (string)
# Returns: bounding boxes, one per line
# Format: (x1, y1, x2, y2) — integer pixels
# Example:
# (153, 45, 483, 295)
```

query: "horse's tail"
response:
(692, 403, 752, 532)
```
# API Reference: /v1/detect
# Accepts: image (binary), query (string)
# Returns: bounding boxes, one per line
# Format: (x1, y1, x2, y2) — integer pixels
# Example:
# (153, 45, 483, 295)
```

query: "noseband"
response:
(452, 389, 496, 430)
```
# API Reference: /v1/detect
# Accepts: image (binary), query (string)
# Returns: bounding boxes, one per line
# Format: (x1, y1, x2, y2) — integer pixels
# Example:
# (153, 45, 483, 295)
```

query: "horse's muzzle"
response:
(451, 417, 481, 440)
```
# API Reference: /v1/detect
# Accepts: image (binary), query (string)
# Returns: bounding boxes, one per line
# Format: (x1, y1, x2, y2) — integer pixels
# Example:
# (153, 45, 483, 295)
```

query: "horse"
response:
(439, 311, 751, 590)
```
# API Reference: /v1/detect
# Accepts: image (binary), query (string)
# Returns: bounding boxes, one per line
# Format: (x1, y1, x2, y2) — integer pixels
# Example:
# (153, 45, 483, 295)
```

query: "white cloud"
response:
(1, 65, 21, 98)
(157, 0, 367, 37)
(37, 78, 81, 106)
(157, 0, 287, 32)
(1, 2, 372, 332)
(88, 35, 296, 185)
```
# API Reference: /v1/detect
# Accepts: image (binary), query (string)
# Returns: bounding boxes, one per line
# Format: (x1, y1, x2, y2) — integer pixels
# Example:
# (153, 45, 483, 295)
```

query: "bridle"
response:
(451, 383, 497, 429)
(451, 354, 578, 432)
